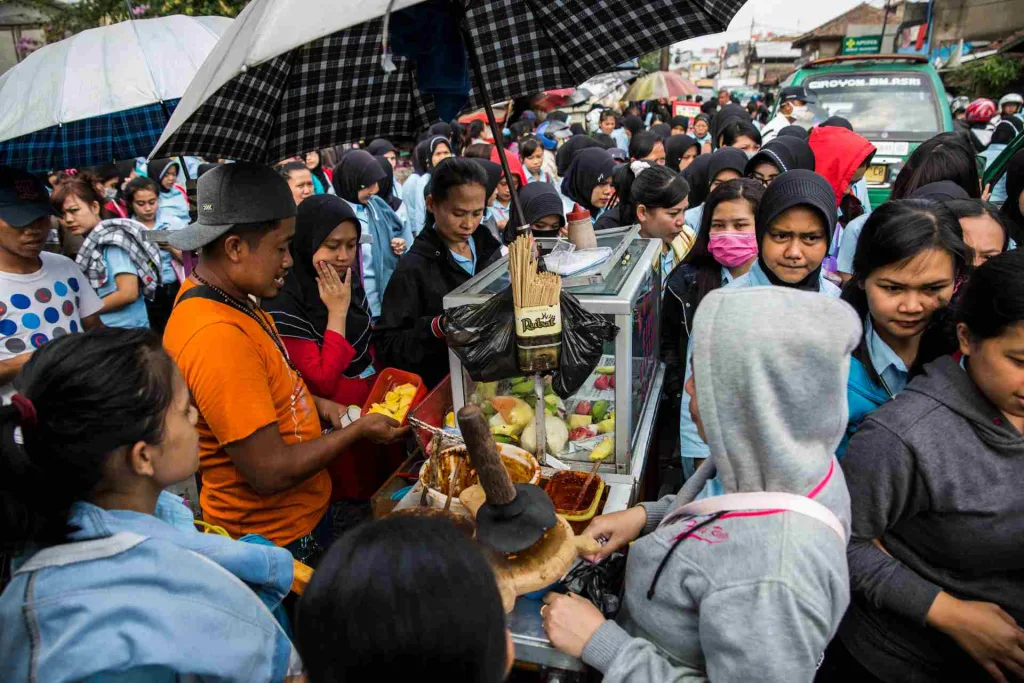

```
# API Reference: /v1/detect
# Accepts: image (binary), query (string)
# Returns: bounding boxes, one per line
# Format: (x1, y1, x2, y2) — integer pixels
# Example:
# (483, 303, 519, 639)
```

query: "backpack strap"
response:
(173, 284, 222, 308)
(672, 492, 846, 544)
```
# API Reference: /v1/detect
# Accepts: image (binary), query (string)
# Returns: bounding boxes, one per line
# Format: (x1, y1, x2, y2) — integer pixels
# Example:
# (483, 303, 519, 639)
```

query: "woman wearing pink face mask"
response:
(661, 178, 764, 479)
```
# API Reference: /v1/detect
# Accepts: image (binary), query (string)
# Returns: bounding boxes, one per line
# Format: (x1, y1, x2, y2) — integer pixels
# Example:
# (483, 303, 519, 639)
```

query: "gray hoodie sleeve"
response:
(842, 418, 942, 624)
(582, 581, 834, 682)
(582, 621, 707, 682)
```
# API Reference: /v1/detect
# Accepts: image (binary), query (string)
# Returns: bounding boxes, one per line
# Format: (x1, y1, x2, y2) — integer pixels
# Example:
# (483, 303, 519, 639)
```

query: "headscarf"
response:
(744, 136, 816, 176)
(909, 181, 970, 203)
(147, 158, 179, 188)
(706, 147, 748, 187)
(670, 115, 689, 131)
(555, 135, 602, 176)
(665, 135, 700, 172)
(560, 148, 615, 215)
(267, 195, 372, 377)
(622, 115, 644, 137)
(710, 104, 748, 149)
(999, 148, 1024, 244)
(425, 136, 453, 172)
(821, 116, 853, 131)
(680, 154, 712, 206)
(570, 123, 586, 136)
(778, 125, 809, 141)
(374, 155, 402, 211)
(468, 158, 503, 200)
(332, 150, 387, 203)
(649, 123, 671, 139)
(412, 139, 431, 175)
(429, 122, 454, 140)
(365, 138, 396, 157)
(519, 182, 565, 231)
(755, 170, 837, 291)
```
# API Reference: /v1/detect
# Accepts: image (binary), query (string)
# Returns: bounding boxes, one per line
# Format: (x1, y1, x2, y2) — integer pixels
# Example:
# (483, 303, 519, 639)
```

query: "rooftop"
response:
(791, 3, 888, 47)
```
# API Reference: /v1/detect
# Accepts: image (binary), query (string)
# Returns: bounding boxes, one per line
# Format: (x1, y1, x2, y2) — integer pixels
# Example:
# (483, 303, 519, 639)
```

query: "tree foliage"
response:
(946, 56, 1024, 99)
(30, 0, 248, 41)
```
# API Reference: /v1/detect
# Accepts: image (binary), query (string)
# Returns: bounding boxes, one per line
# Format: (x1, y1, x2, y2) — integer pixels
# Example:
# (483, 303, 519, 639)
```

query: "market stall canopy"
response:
(624, 71, 700, 101)
(151, 0, 745, 163)
(0, 15, 231, 172)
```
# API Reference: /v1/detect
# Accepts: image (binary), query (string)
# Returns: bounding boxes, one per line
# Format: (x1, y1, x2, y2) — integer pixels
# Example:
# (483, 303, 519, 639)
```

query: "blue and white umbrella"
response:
(0, 15, 231, 172)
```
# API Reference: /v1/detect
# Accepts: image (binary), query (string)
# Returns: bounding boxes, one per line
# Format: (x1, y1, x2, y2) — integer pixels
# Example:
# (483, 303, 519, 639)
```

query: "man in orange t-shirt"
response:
(163, 163, 406, 561)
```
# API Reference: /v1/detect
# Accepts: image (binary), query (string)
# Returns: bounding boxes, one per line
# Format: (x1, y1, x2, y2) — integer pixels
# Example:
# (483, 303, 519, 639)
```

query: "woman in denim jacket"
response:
(0, 328, 302, 682)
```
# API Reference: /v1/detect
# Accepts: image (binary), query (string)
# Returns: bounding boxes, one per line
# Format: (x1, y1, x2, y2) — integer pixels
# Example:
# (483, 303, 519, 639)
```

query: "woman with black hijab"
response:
(684, 147, 748, 230)
(264, 195, 388, 501)
(333, 151, 412, 320)
(375, 155, 404, 216)
(555, 135, 603, 177)
(406, 136, 454, 236)
(560, 147, 616, 220)
(710, 103, 749, 149)
(727, 169, 840, 295)
(665, 134, 701, 172)
(670, 116, 689, 135)
(649, 123, 671, 139)
(744, 136, 816, 186)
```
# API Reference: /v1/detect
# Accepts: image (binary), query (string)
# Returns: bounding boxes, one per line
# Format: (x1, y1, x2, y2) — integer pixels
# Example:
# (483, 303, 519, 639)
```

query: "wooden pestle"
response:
(457, 405, 516, 506)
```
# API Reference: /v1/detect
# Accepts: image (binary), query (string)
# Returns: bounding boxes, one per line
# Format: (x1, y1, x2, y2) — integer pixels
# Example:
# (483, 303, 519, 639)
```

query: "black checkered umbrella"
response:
(152, 0, 745, 163)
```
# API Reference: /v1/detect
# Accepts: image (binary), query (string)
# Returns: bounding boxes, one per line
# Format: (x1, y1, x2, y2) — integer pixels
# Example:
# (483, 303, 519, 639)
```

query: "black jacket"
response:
(661, 262, 700, 405)
(375, 225, 502, 388)
(593, 204, 623, 232)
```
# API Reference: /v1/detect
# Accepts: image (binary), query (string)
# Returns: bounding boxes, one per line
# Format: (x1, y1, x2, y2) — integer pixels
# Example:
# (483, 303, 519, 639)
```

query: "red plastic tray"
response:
(408, 374, 453, 455)
(362, 368, 427, 425)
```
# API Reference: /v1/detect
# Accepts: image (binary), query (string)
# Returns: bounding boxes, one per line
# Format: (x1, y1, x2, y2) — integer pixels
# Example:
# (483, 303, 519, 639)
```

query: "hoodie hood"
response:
(807, 126, 876, 207)
(904, 355, 1024, 451)
(690, 286, 861, 495)
(489, 147, 528, 187)
(745, 136, 816, 175)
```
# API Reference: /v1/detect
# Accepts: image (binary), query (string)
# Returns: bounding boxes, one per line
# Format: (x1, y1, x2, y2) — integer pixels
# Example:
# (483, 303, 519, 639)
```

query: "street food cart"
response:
(388, 230, 665, 677)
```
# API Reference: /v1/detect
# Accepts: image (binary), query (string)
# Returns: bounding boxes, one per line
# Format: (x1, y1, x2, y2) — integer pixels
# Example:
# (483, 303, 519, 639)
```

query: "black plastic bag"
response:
(562, 552, 627, 619)
(445, 288, 618, 396)
(444, 287, 519, 382)
(553, 291, 618, 398)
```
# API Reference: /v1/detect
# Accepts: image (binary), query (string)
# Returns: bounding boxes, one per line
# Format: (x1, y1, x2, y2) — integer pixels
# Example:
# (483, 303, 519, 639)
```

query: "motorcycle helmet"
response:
(951, 96, 970, 115)
(965, 98, 997, 125)
(999, 93, 1023, 112)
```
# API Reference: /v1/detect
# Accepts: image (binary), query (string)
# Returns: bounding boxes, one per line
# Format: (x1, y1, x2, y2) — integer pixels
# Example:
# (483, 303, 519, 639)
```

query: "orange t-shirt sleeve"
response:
(177, 322, 279, 446)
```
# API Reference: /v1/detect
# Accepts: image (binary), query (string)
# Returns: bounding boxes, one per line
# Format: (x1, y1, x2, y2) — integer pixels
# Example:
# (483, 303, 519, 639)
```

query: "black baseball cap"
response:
(168, 162, 297, 251)
(0, 166, 57, 228)
(778, 86, 816, 105)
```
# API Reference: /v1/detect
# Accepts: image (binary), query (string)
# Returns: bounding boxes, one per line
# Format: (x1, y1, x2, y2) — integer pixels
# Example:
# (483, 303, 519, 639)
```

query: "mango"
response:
(596, 418, 615, 434)
(591, 400, 610, 422)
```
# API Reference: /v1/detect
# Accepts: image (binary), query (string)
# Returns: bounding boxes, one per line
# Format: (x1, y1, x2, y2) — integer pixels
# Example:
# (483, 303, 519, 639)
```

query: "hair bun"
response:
(630, 160, 651, 176)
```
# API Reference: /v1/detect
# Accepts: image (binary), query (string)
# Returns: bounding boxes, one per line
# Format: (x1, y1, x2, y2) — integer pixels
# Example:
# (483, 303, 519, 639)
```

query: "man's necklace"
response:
(190, 272, 297, 372)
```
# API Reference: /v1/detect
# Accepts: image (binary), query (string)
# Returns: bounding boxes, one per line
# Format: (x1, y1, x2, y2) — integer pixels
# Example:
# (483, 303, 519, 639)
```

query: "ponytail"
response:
(0, 329, 177, 553)
(611, 162, 689, 226)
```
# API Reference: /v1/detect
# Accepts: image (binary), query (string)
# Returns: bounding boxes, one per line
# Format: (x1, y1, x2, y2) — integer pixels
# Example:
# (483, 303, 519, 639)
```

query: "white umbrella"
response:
(0, 15, 232, 171)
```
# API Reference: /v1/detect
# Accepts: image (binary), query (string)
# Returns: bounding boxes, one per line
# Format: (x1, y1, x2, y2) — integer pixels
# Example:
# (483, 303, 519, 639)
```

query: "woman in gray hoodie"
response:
(542, 286, 861, 682)
(829, 250, 1024, 683)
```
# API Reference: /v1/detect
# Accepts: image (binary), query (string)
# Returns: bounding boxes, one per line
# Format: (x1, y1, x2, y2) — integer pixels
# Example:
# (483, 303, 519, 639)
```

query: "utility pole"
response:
(744, 16, 755, 85)
(880, 0, 890, 53)
(660, 46, 670, 71)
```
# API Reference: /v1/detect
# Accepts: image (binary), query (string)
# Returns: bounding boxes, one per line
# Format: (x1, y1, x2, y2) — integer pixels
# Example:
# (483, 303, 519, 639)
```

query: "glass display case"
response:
(443, 230, 664, 477)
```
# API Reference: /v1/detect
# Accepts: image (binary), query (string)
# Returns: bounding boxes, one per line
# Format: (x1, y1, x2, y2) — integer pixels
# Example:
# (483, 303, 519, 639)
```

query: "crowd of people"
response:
(0, 83, 1022, 683)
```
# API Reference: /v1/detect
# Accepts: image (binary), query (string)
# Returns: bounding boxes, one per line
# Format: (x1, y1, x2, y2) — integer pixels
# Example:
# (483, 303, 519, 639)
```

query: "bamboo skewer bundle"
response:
(509, 236, 561, 308)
